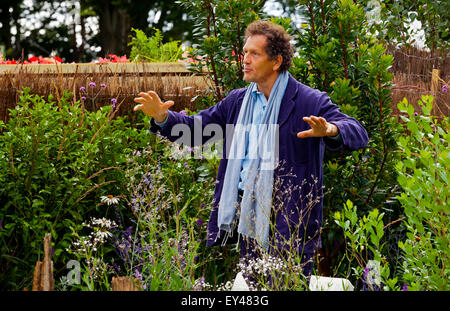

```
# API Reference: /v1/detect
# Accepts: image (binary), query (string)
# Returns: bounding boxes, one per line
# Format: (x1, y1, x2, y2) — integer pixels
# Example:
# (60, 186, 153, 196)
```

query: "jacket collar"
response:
(277, 74, 298, 127)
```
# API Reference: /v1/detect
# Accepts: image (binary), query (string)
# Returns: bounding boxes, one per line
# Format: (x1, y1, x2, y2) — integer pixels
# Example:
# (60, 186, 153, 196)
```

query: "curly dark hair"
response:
(244, 20, 294, 72)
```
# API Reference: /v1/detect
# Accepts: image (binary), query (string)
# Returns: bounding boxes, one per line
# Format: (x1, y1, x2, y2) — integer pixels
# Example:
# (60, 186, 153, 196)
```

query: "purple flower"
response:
(135, 269, 142, 280)
(442, 84, 448, 93)
(79, 86, 86, 92)
(112, 262, 121, 274)
(81, 96, 87, 102)
(196, 218, 204, 227)
(111, 98, 117, 108)
(414, 112, 418, 116)
(184, 162, 189, 168)
(180, 110, 187, 116)
(89, 82, 96, 87)
(100, 83, 106, 88)
(363, 267, 369, 278)
(402, 283, 408, 291)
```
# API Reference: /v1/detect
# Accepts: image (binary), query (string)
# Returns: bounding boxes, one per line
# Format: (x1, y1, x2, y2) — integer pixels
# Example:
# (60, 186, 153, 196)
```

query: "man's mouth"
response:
(244, 68, 252, 73)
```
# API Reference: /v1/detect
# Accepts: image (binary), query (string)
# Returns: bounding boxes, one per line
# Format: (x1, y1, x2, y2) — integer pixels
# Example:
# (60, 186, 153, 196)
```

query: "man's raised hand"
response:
(133, 91, 174, 123)
(297, 116, 339, 138)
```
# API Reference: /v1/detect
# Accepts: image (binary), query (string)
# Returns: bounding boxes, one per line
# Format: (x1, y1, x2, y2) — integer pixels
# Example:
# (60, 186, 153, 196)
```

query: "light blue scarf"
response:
(217, 71, 290, 250)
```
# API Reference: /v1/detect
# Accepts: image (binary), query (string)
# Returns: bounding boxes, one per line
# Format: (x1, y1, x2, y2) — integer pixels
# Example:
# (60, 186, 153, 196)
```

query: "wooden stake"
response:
(431, 69, 440, 115)
(32, 233, 55, 291)
(111, 276, 141, 291)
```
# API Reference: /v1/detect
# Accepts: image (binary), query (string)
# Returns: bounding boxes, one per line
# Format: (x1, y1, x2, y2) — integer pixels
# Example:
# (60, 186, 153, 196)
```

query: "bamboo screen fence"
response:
(0, 46, 448, 125)
(388, 45, 449, 117)
(0, 62, 213, 124)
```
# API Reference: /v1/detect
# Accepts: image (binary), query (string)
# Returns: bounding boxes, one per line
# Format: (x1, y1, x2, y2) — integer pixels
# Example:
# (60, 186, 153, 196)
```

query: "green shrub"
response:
(334, 200, 399, 290)
(291, 0, 403, 276)
(0, 88, 150, 290)
(128, 28, 184, 63)
(58, 129, 223, 290)
(334, 96, 449, 291)
(396, 96, 449, 291)
(179, 0, 264, 102)
(370, 0, 449, 51)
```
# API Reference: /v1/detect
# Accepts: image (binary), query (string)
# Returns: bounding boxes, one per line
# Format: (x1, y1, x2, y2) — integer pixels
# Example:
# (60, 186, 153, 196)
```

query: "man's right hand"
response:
(133, 91, 174, 123)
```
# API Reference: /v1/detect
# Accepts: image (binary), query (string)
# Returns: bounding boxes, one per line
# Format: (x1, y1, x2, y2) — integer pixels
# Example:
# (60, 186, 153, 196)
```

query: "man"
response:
(133, 21, 368, 281)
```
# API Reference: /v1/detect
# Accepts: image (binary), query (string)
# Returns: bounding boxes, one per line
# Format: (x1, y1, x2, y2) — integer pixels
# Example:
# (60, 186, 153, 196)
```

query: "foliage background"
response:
(0, 0, 448, 291)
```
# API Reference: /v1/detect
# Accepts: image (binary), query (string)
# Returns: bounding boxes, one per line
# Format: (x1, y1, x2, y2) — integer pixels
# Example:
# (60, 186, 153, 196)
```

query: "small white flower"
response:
(100, 195, 120, 205)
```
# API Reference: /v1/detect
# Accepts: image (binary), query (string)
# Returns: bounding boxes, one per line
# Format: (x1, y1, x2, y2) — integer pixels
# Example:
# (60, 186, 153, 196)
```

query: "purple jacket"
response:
(150, 75, 369, 254)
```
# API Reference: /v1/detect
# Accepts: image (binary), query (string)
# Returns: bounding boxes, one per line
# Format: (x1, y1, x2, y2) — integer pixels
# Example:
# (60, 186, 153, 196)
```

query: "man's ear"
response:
(273, 55, 283, 71)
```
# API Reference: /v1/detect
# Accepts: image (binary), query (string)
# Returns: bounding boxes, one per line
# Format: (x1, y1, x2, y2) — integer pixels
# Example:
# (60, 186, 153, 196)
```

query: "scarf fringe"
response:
(218, 209, 241, 248)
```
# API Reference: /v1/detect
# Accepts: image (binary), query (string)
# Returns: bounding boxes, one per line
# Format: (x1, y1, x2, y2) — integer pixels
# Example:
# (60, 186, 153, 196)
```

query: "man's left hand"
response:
(297, 116, 339, 138)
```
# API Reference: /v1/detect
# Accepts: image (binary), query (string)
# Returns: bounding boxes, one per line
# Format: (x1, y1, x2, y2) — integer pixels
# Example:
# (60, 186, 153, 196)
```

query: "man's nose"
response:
(243, 54, 250, 64)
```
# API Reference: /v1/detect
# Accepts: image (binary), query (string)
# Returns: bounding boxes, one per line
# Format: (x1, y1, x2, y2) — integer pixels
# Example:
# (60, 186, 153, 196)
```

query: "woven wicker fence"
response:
(0, 62, 212, 124)
(1, 50, 447, 125)
(388, 45, 449, 117)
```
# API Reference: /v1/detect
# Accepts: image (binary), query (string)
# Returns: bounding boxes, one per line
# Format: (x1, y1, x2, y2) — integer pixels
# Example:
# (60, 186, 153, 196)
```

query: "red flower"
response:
(28, 56, 39, 63)
(231, 50, 243, 62)
(96, 54, 128, 63)
(117, 55, 128, 63)
(38, 57, 54, 64)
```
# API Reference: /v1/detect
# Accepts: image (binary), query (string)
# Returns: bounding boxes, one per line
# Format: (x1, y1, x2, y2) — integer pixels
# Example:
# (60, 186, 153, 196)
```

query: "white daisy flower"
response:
(100, 195, 120, 205)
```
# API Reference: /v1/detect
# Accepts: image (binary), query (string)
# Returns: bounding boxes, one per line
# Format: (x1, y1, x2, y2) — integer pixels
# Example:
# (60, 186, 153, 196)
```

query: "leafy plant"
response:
(0, 87, 150, 290)
(291, 0, 403, 276)
(178, 0, 265, 102)
(128, 28, 184, 63)
(395, 95, 449, 291)
(334, 200, 399, 290)
(59, 131, 221, 291)
(370, 0, 449, 51)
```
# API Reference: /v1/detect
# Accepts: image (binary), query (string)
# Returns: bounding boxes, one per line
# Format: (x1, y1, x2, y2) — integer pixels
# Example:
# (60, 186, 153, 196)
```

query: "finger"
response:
(303, 116, 319, 128)
(134, 97, 145, 103)
(317, 117, 328, 128)
(311, 116, 328, 130)
(297, 129, 313, 139)
(148, 91, 161, 103)
(133, 104, 143, 112)
(138, 92, 152, 101)
(310, 115, 322, 125)
(164, 100, 175, 109)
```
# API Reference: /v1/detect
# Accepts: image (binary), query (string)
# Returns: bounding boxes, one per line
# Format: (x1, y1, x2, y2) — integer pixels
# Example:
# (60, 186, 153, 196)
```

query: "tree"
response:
(0, 0, 195, 62)
(90, 0, 196, 57)
(289, 0, 402, 277)
(0, 1, 24, 60)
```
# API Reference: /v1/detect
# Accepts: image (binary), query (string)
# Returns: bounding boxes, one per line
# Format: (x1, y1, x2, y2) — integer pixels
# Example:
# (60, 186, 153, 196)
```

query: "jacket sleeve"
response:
(149, 90, 235, 146)
(318, 92, 369, 151)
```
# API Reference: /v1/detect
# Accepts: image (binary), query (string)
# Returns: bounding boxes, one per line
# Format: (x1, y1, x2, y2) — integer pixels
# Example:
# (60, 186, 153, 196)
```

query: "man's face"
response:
(243, 34, 280, 84)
